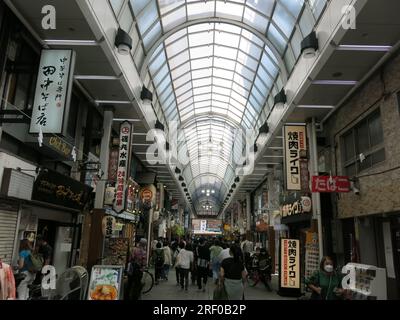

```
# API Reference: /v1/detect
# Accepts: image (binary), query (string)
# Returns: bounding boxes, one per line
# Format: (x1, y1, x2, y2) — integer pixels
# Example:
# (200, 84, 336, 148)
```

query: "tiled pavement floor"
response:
(142, 270, 295, 301)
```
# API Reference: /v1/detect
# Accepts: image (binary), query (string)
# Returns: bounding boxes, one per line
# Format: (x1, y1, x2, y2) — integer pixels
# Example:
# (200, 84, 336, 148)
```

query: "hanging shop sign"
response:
(0, 168, 35, 201)
(102, 216, 116, 238)
(300, 159, 310, 192)
(84, 153, 100, 192)
(311, 176, 351, 193)
(48, 136, 72, 157)
(284, 125, 307, 191)
(279, 239, 301, 296)
(114, 122, 133, 213)
(281, 196, 312, 218)
(30, 49, 76, 135)
(104, 186, 116, 206)
(305, 231, 320, 279)
(31, 168, 92, 210)
(155, 189, 161, 211)
(126, 179, 139, 214)
(108, 147, 119, 182)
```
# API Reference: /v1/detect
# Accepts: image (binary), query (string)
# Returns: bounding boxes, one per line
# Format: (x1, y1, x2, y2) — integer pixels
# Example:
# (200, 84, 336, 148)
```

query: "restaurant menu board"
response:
(304, 232, 319, 279)
(344, 263, 387, 300)
(88, 266, 124, 300)
(103, 238, 129, 266)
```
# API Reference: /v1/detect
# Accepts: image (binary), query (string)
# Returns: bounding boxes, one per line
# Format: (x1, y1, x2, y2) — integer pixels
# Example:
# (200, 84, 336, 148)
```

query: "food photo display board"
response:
(88, 265, 124, 300)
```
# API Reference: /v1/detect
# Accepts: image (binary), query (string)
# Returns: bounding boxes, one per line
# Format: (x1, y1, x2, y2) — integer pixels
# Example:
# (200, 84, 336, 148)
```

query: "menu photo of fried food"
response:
(90, 285, 118, 300)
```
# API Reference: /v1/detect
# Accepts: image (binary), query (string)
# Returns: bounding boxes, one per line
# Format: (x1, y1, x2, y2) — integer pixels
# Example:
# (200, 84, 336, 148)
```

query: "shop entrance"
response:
(37, 219, 74, 275)
(392, 222, 400, 297)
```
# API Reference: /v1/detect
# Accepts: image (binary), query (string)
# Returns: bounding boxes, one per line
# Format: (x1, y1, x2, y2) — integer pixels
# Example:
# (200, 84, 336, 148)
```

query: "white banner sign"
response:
(113, 122, 132, 213)
(30, 50, 75, 134)
(280, 239, 300, 289)
(284, 125, 307, 191)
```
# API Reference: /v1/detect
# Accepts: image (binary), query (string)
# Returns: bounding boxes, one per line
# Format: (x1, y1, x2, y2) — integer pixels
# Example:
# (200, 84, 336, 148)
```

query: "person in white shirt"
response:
(162, 241, 172, 281)
(175, 242, 193, 291)
(217, 246, 232, 264)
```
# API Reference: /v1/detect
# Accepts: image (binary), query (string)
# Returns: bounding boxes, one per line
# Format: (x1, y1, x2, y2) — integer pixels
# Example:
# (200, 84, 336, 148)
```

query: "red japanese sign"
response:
(312, 176, 351, 193)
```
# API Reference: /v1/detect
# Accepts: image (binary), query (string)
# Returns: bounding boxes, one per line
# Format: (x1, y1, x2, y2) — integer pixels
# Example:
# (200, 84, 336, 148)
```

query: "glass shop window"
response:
(342, 110, 385, 176)
(1, 33, 39, 111)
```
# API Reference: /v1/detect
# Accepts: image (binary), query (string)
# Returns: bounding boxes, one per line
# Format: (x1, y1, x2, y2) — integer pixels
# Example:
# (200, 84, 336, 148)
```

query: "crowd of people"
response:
(125, 235, 274, 300)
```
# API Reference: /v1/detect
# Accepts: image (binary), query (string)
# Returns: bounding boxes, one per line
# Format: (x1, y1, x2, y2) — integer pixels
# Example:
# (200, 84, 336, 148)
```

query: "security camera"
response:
(353, 186, 360, 195)
(350, 179, 360, 195)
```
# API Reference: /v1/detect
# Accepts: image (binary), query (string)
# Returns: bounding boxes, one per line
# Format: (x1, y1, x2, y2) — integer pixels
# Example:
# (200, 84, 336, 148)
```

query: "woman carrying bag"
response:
(218, 245, 247, 300)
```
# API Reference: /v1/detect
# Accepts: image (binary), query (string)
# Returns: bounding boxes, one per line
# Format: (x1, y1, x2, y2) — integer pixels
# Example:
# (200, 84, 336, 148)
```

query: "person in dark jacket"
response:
(258, 248, 272, 291)
(196, 238, 210, 291)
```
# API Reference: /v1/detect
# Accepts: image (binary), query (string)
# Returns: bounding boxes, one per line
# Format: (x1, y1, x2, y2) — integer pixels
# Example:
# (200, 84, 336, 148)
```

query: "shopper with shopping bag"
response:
(219, 245, 247, 300)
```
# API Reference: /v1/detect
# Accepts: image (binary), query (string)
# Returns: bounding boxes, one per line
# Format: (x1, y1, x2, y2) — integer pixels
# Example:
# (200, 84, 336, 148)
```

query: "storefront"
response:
(338, 213, 400, 299)
(0, 152, 91, 275)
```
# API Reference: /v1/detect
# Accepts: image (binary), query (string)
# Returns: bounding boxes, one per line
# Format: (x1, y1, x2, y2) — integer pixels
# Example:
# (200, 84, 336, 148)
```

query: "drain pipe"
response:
(308, 118, 324, 259)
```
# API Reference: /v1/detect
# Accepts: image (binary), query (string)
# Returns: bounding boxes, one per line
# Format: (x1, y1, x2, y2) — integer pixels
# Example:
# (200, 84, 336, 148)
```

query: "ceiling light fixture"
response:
(301, 31, 319, 59)
(313, 80, 358, 86)
(74, 75, 119, 80)
(155, 120, 165, 131)
(274, 89, 287, 109)
(44, 39, 98, 46)
(141, 85, 153, 103)
(113, 118, 141, 122)
(337, 45, 392, 52)
(297, 105, 335, 109)
(95, 100, 131, 105)
(115, 28, 132, 55)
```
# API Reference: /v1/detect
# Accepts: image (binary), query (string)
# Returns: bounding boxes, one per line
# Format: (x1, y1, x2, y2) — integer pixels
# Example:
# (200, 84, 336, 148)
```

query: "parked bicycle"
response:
(141, 266, 154, 294)
(246, 248, 273, 291)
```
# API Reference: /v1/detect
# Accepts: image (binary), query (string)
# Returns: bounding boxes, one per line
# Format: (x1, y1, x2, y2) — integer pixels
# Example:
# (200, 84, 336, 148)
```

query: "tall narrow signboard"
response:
(113, 122, 132, 213)
(30, 49, 75, 135)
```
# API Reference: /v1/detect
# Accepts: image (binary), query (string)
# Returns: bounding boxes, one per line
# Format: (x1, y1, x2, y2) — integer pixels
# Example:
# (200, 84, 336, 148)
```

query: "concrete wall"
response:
(324, 52, 400, 219)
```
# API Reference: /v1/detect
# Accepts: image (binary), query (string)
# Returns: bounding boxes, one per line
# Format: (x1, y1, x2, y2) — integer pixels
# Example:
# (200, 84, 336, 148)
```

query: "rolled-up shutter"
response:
(0, 210, 18, 265)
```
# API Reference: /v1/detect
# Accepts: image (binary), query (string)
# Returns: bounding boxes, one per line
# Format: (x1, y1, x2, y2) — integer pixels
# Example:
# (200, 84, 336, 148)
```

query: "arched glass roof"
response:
(110, 0, 329, 213)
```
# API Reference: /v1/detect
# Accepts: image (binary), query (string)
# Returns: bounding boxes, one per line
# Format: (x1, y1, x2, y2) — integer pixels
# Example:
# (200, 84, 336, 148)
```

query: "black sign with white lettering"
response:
(32, 169, 92, 210)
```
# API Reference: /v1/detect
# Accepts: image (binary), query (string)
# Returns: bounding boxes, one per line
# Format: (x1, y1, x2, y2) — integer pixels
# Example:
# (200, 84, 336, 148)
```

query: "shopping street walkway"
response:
(142, 271, 295, 301)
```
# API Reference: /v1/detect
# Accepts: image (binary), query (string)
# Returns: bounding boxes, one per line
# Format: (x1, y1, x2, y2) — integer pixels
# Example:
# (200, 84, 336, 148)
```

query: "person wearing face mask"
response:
(305, 256, 345, 300)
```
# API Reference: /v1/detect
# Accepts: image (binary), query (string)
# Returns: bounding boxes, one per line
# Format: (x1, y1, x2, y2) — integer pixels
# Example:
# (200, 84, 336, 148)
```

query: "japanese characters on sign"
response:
(113, 122, 132, 213)
(30, 50, 75, 134)
(305, 232, 320, 279)
(281, 196, 312, 218)
(284, 126, 307, 191)
(281, 239, 300, 289)
(312, 176, 351, 193)
(102, 216, 116, 238)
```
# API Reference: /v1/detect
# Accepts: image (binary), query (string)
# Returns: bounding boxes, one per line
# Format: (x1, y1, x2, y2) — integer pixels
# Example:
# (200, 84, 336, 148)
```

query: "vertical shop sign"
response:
(284, 126, 307, 191)
(102, 216, 116, 238)
(113, 122, 132, 213)
(108, 147, 119, 181)
(305, 232, 320, 279)
(30, 50, 75, 134)
(280, 239, 300, 290)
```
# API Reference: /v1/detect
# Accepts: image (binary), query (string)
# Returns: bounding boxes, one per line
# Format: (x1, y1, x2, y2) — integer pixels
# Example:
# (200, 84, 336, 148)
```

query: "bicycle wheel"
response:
(141, 271, 154, 294)
(247, 271, 258, 287)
